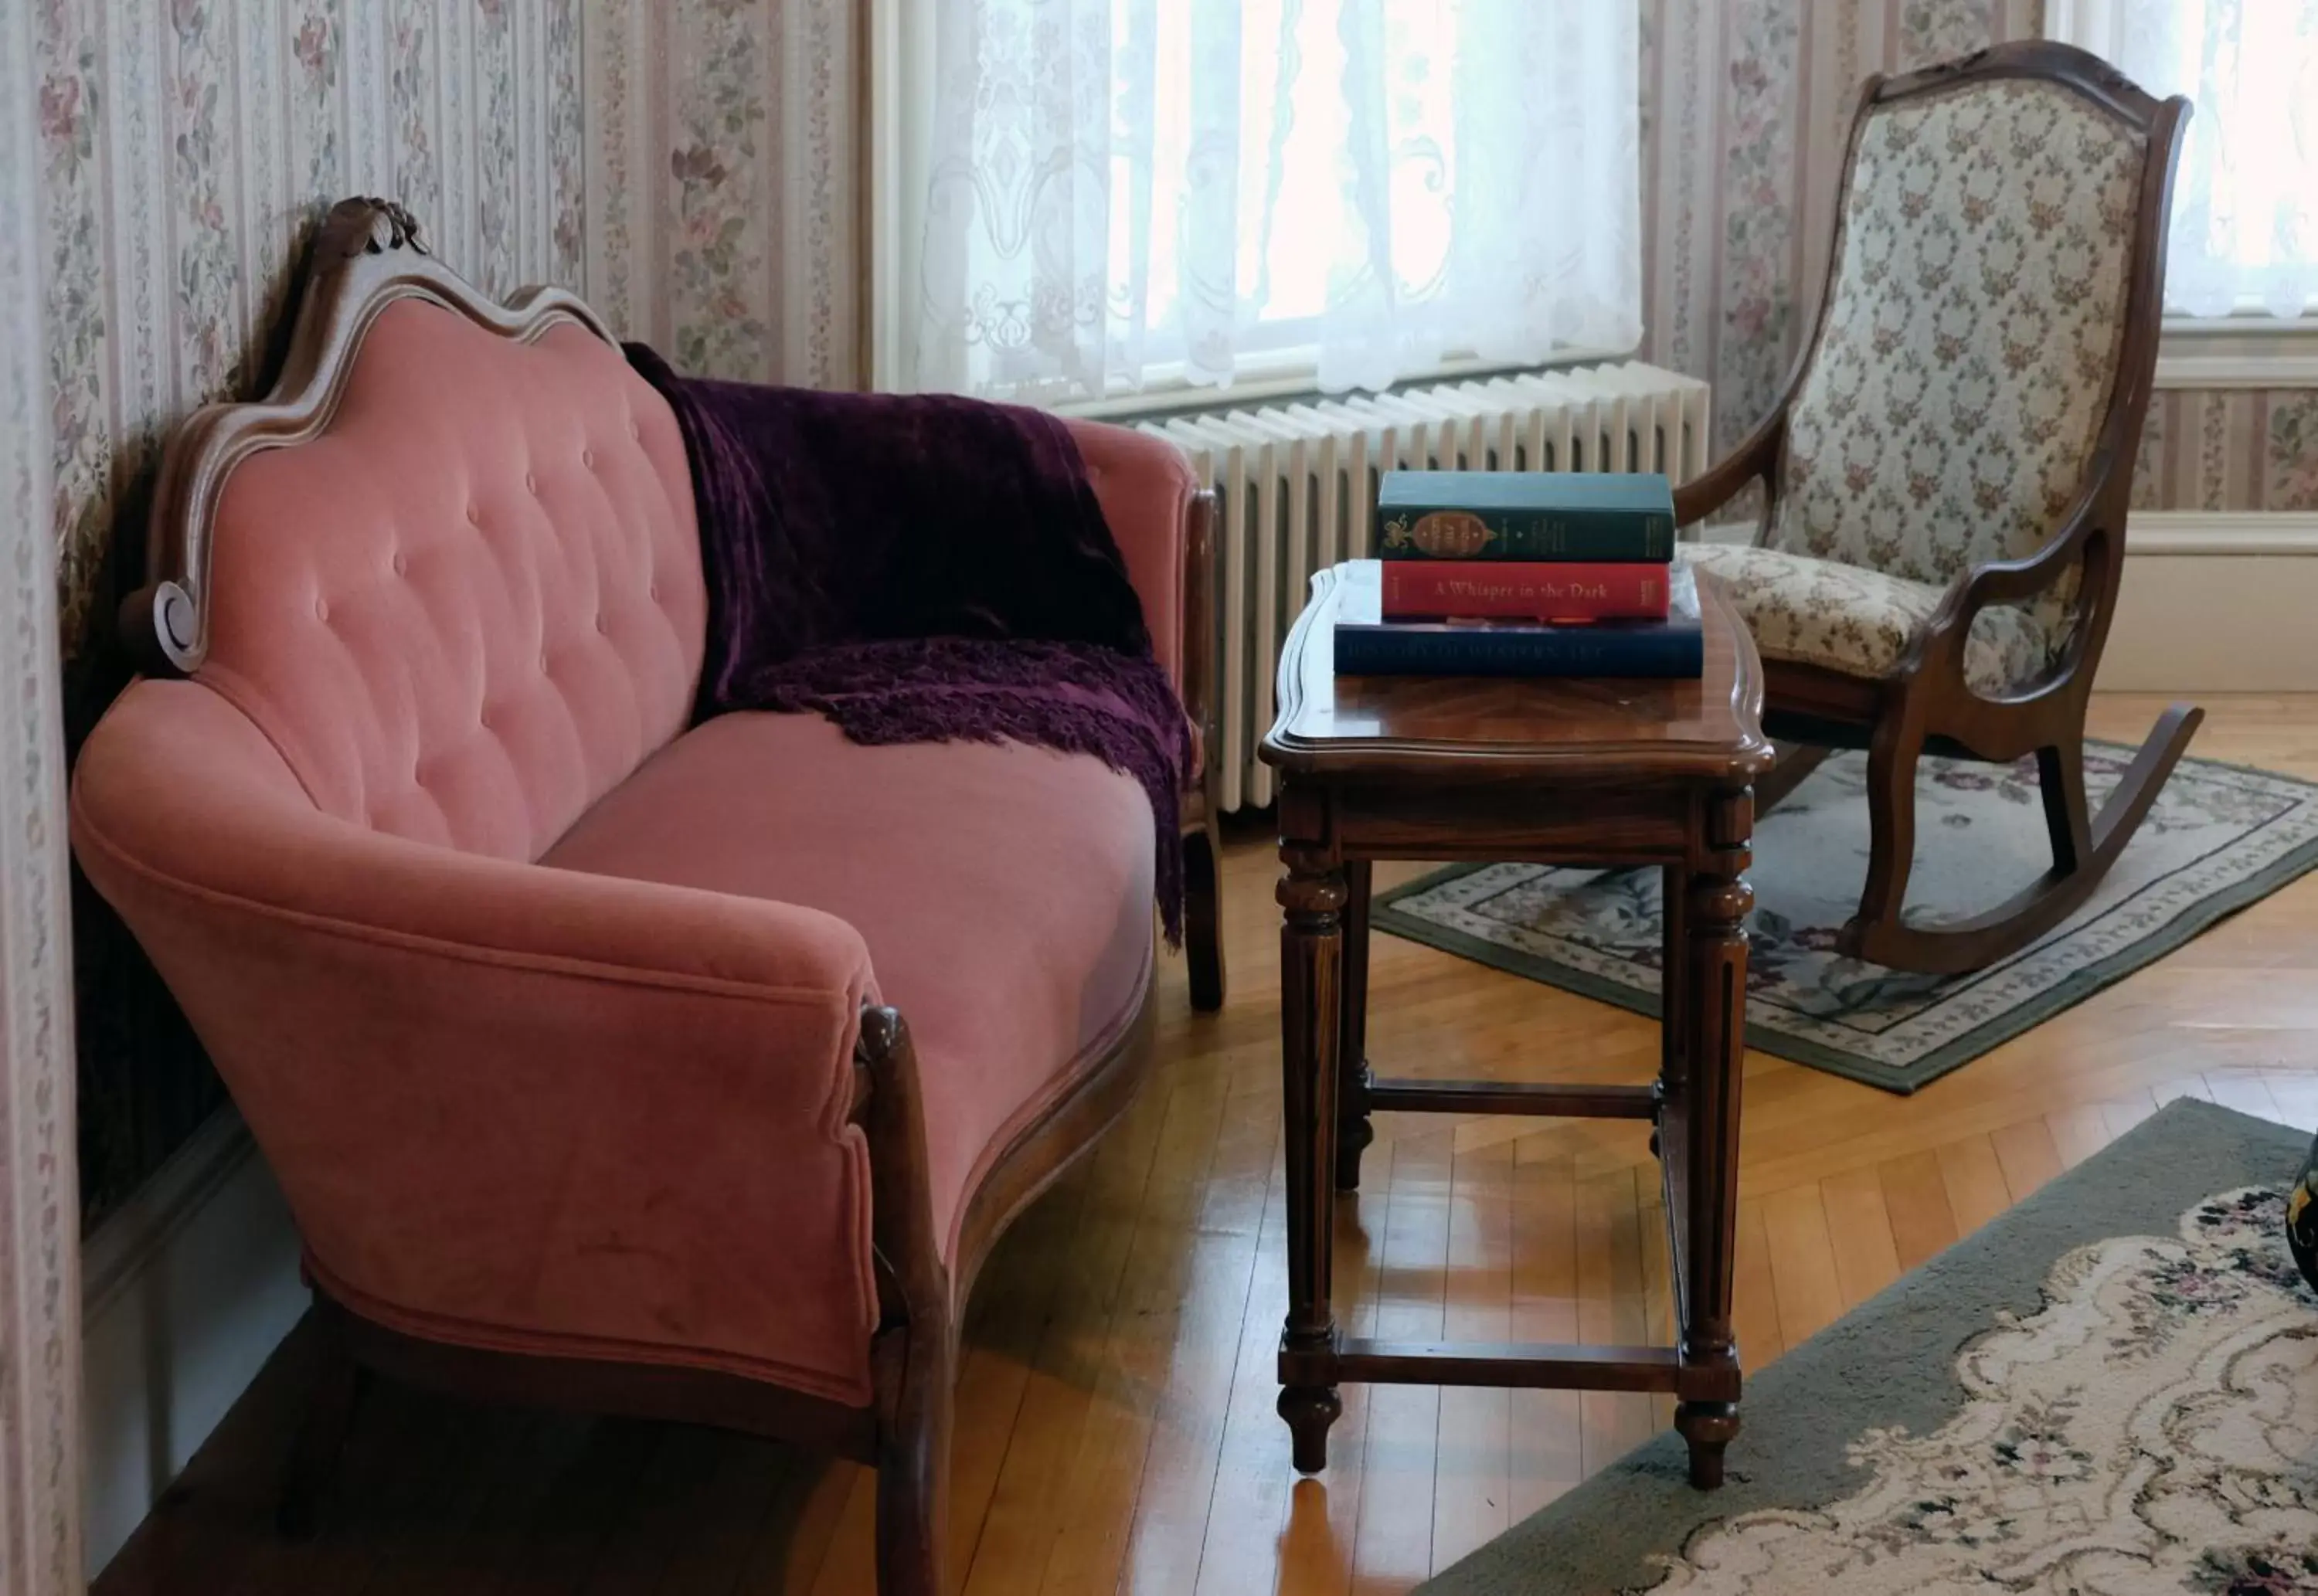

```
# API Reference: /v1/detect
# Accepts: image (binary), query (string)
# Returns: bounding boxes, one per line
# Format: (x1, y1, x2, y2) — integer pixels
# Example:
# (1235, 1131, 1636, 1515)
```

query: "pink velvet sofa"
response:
(70, 199, 1221, 1596)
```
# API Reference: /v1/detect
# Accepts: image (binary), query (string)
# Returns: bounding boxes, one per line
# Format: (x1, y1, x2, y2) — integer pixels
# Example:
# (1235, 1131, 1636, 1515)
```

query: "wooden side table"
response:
(1258, 562, 1774, 1489)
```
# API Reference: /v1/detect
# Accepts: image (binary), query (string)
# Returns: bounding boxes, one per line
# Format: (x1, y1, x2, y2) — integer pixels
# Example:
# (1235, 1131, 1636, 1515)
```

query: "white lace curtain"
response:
(905, 0, 1640, 402)
(2104, 0, 2318, 320)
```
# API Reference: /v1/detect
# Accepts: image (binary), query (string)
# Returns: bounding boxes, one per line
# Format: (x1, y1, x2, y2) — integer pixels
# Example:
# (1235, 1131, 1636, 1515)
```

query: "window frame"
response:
(2045, 0, 2318, 385)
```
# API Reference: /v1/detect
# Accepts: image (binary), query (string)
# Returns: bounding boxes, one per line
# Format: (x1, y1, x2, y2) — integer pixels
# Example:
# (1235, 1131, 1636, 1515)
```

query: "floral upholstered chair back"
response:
(1769, 76, 2149, 638)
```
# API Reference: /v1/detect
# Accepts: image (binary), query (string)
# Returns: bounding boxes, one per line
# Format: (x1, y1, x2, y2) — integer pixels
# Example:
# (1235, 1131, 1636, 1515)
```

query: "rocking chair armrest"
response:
(1906, 487, 2109, 689)
(1672, 409, 1786, 532)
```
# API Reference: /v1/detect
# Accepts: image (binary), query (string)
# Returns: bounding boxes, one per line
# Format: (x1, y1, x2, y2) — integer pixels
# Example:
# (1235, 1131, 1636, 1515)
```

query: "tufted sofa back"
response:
(192, 297, 706, 863)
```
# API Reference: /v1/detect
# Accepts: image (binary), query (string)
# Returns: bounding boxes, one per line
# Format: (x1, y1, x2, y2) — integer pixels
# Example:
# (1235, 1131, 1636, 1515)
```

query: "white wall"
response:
(78, 1113, 305, 1575)
(2102, 515, 2318, 691)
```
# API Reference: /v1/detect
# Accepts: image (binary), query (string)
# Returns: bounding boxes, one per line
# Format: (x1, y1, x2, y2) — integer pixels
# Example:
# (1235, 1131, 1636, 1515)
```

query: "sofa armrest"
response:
(72, 679, 885, 1404)
(1066, 418, 1200, 693)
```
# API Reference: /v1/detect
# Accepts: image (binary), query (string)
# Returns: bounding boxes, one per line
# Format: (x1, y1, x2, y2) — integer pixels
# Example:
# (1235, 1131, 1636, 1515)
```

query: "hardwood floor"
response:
(97, 694, 2318, 1596)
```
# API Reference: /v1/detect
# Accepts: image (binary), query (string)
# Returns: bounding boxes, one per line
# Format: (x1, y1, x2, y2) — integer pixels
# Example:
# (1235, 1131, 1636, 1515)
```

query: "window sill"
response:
(1051, 345, 1632, 423)
(2154, 314, 2318, 389)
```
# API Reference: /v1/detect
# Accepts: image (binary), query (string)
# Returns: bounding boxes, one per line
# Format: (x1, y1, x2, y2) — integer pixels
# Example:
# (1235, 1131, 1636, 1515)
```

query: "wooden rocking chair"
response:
(1673, 40, 2201, 976)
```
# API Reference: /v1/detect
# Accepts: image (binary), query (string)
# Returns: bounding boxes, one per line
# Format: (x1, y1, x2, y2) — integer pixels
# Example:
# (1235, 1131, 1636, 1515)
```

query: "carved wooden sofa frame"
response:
(93, 197, 1225, 1596)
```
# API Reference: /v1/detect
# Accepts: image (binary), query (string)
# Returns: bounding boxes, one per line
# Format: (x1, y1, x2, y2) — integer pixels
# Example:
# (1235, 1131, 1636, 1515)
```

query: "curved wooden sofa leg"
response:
(1848, 703, 2203, 976)
(874, 1322, 954, 1596)
(859, 1003, 958, 1596)
(1184, 816, 1226, 1012)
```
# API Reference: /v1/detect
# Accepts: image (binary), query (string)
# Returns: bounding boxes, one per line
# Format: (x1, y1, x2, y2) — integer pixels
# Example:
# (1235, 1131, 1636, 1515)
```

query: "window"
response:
(887, 1, 1641, 403)
(1127, 0, 1455, 371)
(2055, 0, 2318, 321)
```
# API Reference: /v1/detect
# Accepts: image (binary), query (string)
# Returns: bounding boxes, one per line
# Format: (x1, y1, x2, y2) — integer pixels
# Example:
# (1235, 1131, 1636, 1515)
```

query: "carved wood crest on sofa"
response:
(72, 196, 1223, 1596)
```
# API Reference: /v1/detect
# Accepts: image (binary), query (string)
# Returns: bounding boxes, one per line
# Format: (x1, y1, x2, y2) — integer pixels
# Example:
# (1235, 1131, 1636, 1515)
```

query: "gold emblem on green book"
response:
(1380, 509, 1497, 558)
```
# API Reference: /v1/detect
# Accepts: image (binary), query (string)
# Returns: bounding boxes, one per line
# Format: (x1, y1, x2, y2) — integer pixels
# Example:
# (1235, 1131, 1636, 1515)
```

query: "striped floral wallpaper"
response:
(35, 0, 859, 672)
(30, 0, 859, 1221)
(4, 0, 84, 1584)
(1636, 0, 2318, 514)
(2133, 391, 2318, 512)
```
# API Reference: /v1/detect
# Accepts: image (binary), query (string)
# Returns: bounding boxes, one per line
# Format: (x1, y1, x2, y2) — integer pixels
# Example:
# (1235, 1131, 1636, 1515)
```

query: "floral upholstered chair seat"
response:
(1678, 542, 2053, 696)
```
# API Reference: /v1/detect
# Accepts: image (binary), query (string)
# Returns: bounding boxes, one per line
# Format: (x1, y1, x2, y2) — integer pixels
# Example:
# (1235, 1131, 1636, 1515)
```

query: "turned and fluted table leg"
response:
(1674, 787, 1753, 1489)
(1276, 836, 1347, 1473)
(1654, 863, 1688, 1159)
(1336, 858, 1376, 1191)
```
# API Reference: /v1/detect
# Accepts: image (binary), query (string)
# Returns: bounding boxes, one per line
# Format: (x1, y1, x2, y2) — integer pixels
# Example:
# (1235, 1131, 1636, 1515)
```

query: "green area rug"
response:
(1416, 1099, 2316, 1595)
(1371, 744, 2318, 1092)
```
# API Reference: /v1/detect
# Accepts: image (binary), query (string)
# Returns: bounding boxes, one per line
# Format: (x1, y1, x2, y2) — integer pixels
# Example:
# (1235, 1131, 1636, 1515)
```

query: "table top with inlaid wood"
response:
(1263, 562, 1773, 786)
(1259, 563, 1774, 1490)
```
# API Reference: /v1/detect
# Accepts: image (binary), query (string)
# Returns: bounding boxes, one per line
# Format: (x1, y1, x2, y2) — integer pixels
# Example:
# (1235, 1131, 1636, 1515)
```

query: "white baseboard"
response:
(1694, 512, 2318, 692)
(2107, 513, 2318, 691)
(79, 1109, 305, 1576)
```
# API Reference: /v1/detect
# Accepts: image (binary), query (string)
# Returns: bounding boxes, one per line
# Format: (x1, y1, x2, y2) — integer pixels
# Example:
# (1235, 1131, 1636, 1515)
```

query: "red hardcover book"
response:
(1380, 559, 1672, 620)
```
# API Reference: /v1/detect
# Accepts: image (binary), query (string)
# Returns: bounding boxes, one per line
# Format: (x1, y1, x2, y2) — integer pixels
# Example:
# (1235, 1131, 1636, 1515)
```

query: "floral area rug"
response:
(1416, 1100, 2318, 1596)
(1371, 743, 2318, 1092)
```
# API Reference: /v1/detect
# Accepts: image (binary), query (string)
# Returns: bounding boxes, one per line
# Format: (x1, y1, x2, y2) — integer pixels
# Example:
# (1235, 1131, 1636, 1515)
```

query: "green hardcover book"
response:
(1376, 470, 1675, 562)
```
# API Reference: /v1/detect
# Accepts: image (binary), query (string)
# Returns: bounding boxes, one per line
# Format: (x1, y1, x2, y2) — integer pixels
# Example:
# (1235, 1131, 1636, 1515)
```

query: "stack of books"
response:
(1334, 470, 1701, 678)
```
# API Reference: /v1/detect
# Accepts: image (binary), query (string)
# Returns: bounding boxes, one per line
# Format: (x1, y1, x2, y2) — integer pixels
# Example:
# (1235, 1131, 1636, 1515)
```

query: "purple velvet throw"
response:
(624, 345, 1189, 944)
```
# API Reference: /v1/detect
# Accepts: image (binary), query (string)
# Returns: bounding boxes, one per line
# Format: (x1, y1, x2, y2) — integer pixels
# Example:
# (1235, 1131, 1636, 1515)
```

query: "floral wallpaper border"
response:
(2135, 389, 2318, 512)
(3, 0, 87, 1590)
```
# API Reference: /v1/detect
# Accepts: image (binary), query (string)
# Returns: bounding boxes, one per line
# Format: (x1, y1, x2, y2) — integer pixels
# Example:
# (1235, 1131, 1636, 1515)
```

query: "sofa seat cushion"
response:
(541, 711, 1155, 1262)
(1680, 542, 2054, 696)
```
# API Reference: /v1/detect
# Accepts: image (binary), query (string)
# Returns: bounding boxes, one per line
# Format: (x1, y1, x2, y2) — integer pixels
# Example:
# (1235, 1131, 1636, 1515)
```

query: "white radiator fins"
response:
(1147, 361, 1709, 812)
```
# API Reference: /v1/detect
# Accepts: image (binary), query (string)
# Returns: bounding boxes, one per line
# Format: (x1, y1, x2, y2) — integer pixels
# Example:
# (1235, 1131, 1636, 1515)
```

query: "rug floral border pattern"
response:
(1647, 1186, 2318, 1594)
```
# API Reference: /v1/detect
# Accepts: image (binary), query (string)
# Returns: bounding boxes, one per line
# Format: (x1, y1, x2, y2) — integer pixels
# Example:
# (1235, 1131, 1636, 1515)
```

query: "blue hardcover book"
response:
(1332, 559, 1703, 678)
